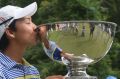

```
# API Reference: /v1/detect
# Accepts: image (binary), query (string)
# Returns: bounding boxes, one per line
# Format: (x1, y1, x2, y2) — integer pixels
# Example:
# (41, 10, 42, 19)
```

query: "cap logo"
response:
(0, 11, 12, 25)
(0, 17, 5, 23)
(0, 16, 13, 26)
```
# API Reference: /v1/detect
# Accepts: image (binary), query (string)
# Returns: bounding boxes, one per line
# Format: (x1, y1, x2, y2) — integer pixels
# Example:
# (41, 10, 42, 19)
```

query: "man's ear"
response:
(5, 28, 15, 39)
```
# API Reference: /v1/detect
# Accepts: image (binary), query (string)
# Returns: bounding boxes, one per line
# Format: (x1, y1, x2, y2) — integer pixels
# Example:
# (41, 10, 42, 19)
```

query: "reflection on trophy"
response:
(39, 21, 117, 79)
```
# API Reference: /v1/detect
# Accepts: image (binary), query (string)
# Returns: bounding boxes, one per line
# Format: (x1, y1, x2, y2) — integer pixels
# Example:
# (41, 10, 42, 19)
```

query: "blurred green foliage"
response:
(0, 0, 120, 78)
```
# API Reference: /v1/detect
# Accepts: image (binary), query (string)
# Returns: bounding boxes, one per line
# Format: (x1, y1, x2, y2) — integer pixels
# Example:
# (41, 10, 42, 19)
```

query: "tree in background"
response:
(101, 0, 120, 41)
(37, 0, 87, 23)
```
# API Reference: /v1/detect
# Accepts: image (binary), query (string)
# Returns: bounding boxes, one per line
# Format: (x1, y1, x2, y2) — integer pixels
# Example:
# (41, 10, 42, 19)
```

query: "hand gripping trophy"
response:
(35, 21, 117, 79)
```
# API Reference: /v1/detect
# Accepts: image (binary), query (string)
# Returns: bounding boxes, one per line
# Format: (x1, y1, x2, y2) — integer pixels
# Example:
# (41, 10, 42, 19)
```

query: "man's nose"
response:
(33, 23, 37, 28)
(32, 23, 38, 31)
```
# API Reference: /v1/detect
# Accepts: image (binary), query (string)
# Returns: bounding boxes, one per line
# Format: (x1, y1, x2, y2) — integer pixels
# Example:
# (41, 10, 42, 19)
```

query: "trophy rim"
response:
(45, 20, 117, 27)
(43, 20, 116, 64)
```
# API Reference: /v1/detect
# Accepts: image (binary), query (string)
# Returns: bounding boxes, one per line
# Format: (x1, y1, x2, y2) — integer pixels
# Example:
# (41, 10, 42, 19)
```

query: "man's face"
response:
(14, 16, 37, 46)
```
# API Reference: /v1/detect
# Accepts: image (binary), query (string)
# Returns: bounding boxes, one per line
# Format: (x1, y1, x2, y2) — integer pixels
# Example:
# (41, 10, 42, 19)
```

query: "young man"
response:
(0, 2, 64, 79)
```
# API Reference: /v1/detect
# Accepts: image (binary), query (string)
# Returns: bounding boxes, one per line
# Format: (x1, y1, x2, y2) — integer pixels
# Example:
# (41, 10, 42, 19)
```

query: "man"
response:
(0, 2, 64, 79)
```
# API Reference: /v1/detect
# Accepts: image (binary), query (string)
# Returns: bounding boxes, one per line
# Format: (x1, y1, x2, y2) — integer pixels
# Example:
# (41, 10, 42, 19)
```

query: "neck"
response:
(4, 42, 27, 64)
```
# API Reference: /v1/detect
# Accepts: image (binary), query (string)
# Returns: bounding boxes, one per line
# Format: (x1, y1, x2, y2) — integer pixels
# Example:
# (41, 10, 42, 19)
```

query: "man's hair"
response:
(0, 20, 17, 51)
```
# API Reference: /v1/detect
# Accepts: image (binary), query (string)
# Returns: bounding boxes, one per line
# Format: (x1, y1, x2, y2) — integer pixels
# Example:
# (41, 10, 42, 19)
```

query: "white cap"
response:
(0, 2, 37, 39)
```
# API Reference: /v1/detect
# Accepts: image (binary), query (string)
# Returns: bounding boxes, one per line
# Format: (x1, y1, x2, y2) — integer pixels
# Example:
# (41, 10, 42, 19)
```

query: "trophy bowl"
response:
(41, 21, 117, 79)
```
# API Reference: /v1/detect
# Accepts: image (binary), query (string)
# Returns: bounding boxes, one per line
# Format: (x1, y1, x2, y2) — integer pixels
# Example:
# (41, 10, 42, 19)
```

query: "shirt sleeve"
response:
(43, 41, 62, 61)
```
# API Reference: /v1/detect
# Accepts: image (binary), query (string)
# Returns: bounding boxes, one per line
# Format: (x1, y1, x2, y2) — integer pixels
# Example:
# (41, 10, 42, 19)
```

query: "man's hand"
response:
(45, 75, 64, 79)
(38, 25, 50, 49)
(38, 25, 47, 41)
(61, 52, 74, 60)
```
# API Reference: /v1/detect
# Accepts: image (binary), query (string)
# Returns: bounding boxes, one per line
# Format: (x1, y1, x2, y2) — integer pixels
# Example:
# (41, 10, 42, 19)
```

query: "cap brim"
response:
(14, 2, 37, 19)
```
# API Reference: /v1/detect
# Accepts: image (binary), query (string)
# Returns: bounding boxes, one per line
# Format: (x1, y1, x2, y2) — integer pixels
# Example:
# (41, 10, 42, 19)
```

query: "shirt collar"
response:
(22, 58, 31, 66)
(0, 52, 17, 70)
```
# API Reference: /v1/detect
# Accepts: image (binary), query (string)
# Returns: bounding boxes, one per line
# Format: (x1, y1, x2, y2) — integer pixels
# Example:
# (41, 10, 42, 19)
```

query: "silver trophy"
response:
(41, 21, 117, 79)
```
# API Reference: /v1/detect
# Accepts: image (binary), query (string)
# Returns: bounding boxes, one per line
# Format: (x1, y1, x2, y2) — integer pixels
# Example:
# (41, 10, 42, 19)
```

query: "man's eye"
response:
(26, 22, 30, 24)
(26, 22, 31, 24)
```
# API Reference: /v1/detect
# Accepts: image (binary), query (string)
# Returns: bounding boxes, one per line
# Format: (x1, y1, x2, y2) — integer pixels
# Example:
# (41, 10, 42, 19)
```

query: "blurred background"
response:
(0, 0, 120, 78)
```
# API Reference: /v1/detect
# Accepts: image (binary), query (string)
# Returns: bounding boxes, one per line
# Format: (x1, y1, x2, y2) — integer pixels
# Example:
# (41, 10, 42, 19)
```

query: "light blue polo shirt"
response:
(0, 52, 40, 79)
(0, 41, 62, 79)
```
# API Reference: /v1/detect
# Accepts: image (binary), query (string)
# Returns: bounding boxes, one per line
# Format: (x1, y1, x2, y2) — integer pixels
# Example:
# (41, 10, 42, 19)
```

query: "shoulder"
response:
(29, 65, 38, 70)
(23, 58, 40, 74)
(29, 65, 39, 72)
